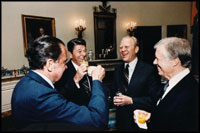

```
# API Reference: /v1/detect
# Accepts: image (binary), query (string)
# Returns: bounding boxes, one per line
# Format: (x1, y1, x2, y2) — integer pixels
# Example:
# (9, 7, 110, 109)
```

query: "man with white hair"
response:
(134, 37, 198, 131)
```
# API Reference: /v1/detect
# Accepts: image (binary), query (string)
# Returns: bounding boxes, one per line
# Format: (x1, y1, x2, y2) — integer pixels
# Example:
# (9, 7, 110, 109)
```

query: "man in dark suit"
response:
(54, 38, 94, 106)
(134, 37, 199, 131)
(11, 36, 108, 131)
(112, 36, 161, 131)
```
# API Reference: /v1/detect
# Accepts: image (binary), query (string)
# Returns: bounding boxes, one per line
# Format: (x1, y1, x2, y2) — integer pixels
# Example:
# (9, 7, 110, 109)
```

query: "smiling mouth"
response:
(157, 66, 161, 71)
(121, 53, 128, 57)
(80, 57, 86, 61)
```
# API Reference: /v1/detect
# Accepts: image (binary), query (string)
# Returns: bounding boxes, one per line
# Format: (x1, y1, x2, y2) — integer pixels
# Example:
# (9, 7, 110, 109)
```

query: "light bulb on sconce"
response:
(126, 21, 136, 36)
(75, 19, 86, 38)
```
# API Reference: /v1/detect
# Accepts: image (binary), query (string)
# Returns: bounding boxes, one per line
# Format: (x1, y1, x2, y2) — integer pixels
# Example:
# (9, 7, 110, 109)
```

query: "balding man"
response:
(112, 36, 161, 131)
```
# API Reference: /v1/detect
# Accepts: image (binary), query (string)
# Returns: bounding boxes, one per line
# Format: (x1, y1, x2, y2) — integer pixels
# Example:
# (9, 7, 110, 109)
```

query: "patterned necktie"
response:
(82, 75, 91, 94)
(123, 64, 129, 92)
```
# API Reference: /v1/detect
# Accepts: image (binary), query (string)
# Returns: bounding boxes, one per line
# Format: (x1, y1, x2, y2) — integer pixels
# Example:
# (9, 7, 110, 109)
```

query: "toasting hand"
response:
(74, 63, 88, 83)
(91, 65, 105, 82)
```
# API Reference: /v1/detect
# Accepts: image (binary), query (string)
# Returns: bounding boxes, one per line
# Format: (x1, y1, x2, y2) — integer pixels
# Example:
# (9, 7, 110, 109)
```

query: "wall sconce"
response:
(75, 19, 86, 38)
(126, 21, 136, 36)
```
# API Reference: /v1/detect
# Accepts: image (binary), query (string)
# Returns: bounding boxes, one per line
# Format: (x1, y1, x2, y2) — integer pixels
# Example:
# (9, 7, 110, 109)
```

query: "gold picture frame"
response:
(22, 14, 56, 56)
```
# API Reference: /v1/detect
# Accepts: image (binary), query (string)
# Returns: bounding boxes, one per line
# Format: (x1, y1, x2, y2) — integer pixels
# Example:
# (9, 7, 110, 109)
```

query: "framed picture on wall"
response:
(167, 25, 187, 39)
(22, 14, 56, 56)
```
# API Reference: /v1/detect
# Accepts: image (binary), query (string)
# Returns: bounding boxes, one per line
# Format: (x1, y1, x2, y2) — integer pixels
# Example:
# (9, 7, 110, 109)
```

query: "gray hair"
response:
(154, 37, 191, 67)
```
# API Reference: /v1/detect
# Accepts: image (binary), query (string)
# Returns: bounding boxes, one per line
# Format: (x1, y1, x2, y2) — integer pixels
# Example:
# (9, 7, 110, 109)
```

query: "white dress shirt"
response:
(125, 57, 138, 83)
(157, 68, 190, 105)
(32, 70, 55, 89)
(71, 61, 81, 88)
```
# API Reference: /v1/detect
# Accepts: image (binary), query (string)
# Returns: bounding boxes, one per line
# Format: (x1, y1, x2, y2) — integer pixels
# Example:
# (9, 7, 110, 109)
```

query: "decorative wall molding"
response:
(1, 80, 20, 113)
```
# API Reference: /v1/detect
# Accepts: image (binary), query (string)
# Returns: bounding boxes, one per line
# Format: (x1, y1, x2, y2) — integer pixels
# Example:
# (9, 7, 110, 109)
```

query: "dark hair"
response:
(67, 38, 86, 53)
(26, 36, 65, 69)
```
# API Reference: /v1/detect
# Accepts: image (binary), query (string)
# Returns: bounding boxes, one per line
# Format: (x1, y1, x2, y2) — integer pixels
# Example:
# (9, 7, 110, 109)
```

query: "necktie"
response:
(163, 82, 169, 93)
(123, 64, 129, 92)
(157, 82, 169, 105)
(82, 75, 91, 95)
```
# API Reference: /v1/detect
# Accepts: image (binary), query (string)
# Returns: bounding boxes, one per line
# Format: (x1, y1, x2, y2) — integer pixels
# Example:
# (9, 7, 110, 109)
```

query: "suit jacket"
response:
(112, 60, 162, 131)
(11, 70, 109, 131)
(54, 60, 94, 106)
(148, 73, 199, 131)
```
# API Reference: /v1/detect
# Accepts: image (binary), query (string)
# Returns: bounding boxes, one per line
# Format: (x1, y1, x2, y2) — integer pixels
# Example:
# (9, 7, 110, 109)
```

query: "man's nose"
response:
(153, 59, 157, 65)
(120, 47, 126, 52)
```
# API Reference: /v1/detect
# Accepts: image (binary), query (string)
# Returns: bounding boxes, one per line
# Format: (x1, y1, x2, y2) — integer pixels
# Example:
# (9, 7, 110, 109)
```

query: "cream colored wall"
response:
(111, 1, 192, 57)
(2, 1, 192, 69)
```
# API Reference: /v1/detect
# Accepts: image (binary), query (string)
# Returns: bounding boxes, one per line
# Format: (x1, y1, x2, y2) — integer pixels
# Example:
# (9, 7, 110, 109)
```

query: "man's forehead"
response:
(120, 39, 134, 47)
(74, 44, 86, 49)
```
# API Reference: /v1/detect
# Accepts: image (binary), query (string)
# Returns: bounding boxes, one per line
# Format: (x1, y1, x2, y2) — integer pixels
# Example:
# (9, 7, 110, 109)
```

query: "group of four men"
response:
(11, 35, 198, 131)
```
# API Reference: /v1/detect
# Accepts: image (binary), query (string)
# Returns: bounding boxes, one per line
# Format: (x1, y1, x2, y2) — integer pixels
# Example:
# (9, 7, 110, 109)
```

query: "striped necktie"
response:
(123, 64, 129, 92)
(82, 75, 91, 95)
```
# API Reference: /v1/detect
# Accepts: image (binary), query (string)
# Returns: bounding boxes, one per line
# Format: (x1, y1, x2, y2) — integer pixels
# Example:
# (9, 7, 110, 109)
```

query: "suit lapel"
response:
(119, 63, 125, 75)
(129, 61, 143, 88)
(116, 63, 126, 93)
(67, 60, 77, 77)
(118, 62, 143, 93)
(157, 73, 191, 106)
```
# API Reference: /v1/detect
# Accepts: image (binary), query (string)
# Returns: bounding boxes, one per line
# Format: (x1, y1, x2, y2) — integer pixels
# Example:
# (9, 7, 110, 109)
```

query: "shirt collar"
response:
(168, 68, 190, 87)
(32, 70, 55, 89)
(161, 68, 190, 100)
(125, 57, 138, 69)
(71, 60, 79, 71)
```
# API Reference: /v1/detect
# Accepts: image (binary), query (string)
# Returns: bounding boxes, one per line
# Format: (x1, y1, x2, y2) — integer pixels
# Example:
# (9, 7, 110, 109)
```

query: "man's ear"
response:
(68, 51, 73, 59)
(46, 59, 54, 72)
(135, 46, 139, 54)
(172, 57, 180, 67)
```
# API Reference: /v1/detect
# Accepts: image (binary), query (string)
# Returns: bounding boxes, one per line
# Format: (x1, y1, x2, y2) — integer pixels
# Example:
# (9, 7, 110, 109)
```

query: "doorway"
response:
(134, 26, 162, 65)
